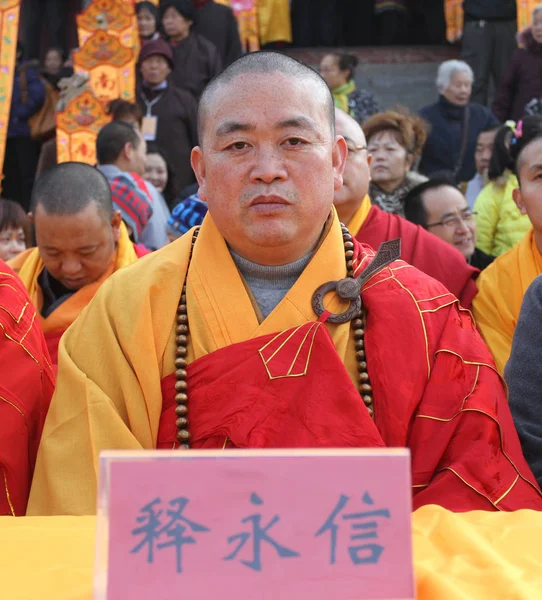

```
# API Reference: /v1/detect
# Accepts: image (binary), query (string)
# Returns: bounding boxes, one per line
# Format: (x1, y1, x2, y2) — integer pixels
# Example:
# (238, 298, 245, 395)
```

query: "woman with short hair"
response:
(364, 109, 428, 216)
(419, 59, 499, 184)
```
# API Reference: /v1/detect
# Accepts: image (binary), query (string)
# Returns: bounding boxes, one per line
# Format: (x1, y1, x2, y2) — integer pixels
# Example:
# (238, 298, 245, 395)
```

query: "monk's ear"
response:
(332, 135, 348, 191)
(191, 146, 207, 201)
(111, 210, 122, 242)
(512, 187, 527, 214)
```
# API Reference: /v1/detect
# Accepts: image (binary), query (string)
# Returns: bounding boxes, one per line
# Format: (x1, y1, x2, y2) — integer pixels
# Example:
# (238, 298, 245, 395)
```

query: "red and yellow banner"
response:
(0, 0, 20, 188)
(58, 0, 137, 164)
(518, 0, 538, 30)
(216, 0, 260, 51)
(56, 89, 111, 165)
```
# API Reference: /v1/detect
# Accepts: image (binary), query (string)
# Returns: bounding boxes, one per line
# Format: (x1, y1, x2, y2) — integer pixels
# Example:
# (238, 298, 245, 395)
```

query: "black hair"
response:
(31, 162, 113, 221)
(161, 0, 196, 24)
(198, 51, 335, 141)
(330, 52, 359, 80)
(107, 98, 144, 127)
(487, 124, 514, 180)
(509, 115, 542, 179)
(403, 177, 459, 228)
(96, 120, 141, 165)
(136, 1, 159, 38)
(136, 1, 159, 19)
(0, 199, 32, 246)
(146, 142, 175, 206)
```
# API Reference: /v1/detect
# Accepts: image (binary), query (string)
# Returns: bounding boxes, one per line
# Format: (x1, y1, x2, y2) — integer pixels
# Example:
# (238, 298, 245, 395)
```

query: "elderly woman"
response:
(419, 60, 499, 184)
(363, 109, 428, 216)
(161, 0, 222, 99)
(319, 52, 379, 124)
(493, 6, 542, 122)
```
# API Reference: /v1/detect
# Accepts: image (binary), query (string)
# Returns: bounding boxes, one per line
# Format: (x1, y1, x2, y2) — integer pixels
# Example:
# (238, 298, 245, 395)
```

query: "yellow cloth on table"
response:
(27, 211, 358, 516)
(7, 222, 138, 336)
(3, 507, 542, 599)
(472, 228, 542, 375)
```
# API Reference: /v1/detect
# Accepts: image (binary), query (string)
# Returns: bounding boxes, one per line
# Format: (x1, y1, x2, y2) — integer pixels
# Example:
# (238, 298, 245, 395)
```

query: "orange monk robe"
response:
(8, 223, 141, 364)
(473, 228, 542, 375)
(348, 196, 479, 308)
(27, 211, 542, 516)
(0, 262, 55, 516)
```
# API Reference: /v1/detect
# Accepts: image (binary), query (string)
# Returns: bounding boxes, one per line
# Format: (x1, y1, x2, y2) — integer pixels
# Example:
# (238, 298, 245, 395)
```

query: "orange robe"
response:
(8, 223, 141, 364)
(348, 196, 479, 308)
(473, 228, 542, 374)
(0, 261, 55, 516)
(28, 211, 542, 515)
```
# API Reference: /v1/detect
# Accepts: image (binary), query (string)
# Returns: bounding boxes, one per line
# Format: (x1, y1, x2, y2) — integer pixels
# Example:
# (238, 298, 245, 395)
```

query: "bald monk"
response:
(0, 261, 54, 515)
(9, 162, 143, 365)
(333, 108, 479, 308)
(473, 116, 542, 375)
(28, 53, 542, 516)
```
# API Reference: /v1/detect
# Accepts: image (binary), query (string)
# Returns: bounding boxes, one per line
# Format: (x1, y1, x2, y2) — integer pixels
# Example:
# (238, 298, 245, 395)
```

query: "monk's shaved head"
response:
(198, 51, 335, 142)
(31, 162, 113, 222)
(334, 107, 367, 148)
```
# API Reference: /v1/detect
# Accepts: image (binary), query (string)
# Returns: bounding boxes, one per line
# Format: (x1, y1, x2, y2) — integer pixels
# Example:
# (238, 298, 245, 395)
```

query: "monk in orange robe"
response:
(473, 116, 542, 375)
(28, 53, 542, 516)
(333, 108, 479, 308)
(0, 261, 55, 515)
(9, 162, 144, 365)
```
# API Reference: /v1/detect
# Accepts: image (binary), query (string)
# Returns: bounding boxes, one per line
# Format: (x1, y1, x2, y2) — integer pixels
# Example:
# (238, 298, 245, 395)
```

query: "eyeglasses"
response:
(426, 210, 477, 229)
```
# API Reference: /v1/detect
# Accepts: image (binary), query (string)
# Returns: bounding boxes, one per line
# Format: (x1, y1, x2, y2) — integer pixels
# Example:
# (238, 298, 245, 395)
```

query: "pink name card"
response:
(94, 448, 414, 600)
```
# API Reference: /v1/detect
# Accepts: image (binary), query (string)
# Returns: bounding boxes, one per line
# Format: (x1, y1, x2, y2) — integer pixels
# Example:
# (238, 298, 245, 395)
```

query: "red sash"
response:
(159, 321, 385, 450)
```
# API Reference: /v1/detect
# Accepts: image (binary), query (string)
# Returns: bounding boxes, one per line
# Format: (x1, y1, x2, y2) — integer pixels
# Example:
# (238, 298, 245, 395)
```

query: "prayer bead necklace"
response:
(174, 225, 374, 449)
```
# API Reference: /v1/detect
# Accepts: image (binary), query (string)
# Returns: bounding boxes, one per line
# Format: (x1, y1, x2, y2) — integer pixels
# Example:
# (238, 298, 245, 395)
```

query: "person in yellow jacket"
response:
(473, 116, 542, 375)
(474, 123, 531, 256)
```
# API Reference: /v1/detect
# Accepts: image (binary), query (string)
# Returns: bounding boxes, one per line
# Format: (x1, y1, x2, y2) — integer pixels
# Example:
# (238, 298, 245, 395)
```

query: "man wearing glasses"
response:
(403, 178, 496, 271)
(333, 109, 479, 308)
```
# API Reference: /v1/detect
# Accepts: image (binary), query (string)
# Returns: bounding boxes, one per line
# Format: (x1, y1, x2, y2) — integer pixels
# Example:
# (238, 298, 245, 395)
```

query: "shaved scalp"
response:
(31, 162, 113, 222)
(198, 51, 335, 141)
(334, 107, 367, 145)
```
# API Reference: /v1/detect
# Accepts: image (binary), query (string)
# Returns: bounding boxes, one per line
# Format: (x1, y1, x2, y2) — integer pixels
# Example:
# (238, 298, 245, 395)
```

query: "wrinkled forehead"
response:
(200, 72, 333, 142)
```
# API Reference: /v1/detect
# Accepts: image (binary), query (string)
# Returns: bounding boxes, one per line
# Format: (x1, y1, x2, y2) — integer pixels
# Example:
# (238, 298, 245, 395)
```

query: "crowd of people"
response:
(3, 0, 542, 523)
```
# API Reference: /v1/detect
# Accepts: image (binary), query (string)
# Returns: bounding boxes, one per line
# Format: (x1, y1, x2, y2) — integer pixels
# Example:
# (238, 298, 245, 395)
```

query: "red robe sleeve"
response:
(358, 206, 479, 308)
(0, 261, 55, 515)
(362, 257, 542, 512)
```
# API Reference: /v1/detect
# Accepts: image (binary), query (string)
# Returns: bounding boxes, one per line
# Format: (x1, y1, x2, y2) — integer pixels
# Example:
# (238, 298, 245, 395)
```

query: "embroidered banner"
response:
(76, 0, 137, 102)
(216, 0, 260, 52)
(0, 0, 20, 191)
(56, 88, 111, 165)
(444, 0, 463, 43)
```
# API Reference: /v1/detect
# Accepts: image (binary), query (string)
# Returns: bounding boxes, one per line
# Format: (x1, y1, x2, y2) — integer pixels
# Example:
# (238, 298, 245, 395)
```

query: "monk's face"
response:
(192, 72, 347, 266)
(513, 138, 542, 232)
(34, 202, 121, 291)
(334, 109, 371, 223)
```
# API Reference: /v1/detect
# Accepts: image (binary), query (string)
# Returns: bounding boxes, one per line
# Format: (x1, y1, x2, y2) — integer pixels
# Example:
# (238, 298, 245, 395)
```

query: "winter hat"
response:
(110, 174, 153, 243)
(167, 193, 208, 237)
(138, 38, 174, 70)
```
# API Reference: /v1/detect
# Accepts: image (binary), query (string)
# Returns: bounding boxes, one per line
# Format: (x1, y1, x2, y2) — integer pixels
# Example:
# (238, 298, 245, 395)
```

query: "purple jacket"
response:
(8, 63, 45, 138)
(492, 28, 542, 123)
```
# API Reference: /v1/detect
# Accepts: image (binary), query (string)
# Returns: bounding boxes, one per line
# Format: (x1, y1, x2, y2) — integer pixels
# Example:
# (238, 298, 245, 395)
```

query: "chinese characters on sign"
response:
(131, 491, 391, 574)
(98, 449, 414, 600)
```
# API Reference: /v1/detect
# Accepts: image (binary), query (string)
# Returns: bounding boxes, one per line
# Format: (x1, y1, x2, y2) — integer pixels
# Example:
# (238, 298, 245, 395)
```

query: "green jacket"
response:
(474, 172, 532, 256)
